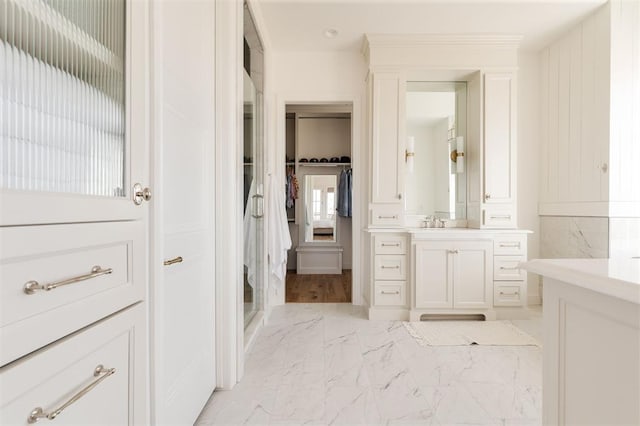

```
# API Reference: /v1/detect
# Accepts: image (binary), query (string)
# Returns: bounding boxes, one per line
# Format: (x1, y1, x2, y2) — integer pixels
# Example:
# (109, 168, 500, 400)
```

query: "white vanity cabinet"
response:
(369, 233, 408, 319)
(482, 72, 517, 228)
(368, 72, 405, 226)
(412, 240, 493, 317)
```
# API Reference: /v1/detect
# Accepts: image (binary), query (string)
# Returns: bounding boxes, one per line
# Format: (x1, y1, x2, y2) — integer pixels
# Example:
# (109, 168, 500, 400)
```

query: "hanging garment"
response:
(286, 172, 294, 208)
(243, 178, 257, 288)
(337, 168, 353, 217)
(267, 175, 292, 281)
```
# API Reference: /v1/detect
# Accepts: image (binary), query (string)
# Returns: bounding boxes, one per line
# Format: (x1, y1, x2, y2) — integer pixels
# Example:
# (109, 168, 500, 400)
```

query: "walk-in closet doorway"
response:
(283, 104, 354, 303)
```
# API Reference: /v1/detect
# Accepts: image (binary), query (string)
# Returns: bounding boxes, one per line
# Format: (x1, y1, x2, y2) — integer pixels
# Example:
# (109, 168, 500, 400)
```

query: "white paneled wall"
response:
(539, 4, 610, 212)
(609, 0, 640, 208)
(539, 1, 640, 217)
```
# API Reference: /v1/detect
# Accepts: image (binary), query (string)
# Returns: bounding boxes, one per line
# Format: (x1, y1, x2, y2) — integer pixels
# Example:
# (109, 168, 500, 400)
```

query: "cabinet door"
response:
(0, 0, 149, 226)
(453, 241, 492, 309)
(483, 72, 516, 205)
(371, 72, 404, 204)
(414, 241, 453, 309)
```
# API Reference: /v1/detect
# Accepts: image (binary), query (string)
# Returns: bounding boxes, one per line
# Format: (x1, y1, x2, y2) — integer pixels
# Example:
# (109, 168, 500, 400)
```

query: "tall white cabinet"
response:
(363, 35, 529, 321)
(0, 1, 149, 423)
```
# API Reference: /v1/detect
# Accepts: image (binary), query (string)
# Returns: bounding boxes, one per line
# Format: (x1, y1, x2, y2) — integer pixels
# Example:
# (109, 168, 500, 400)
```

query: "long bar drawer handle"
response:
(381, 290, 400, 295)
(490, 215, 512, 220)
(28, 365, 116, 423)
(499, 266, 520, 270)
(499, 291, 520, 296)
(378, 215, 398, 219)
(499, 243, 520, 248)
(381, 265, 400, 269)
(24, 266, 113, 295)
(381, 243, 400, 247)
(164, 256, 183, 266)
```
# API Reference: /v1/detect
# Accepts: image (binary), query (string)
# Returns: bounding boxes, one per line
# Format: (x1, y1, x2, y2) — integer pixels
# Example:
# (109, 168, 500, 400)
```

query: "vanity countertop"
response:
(522, 258, 640, 305)
(365, 227, 531, 234)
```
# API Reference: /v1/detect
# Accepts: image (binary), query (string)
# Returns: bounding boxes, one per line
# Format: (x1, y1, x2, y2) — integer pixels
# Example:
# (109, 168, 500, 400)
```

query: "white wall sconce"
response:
(449, 136, 465, 173)
(406, 136, 415, 173)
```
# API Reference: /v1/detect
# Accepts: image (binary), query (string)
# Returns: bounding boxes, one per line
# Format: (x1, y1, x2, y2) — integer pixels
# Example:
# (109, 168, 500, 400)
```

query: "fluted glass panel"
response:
(0, 0, 126, 196)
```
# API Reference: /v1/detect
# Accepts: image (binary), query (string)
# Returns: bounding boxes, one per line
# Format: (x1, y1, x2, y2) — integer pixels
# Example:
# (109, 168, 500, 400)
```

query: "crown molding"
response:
(364, 33, 523, 50)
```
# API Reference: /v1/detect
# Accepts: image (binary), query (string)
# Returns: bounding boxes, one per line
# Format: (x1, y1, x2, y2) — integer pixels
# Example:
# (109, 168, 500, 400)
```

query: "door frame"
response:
(272, 94, 364, 307)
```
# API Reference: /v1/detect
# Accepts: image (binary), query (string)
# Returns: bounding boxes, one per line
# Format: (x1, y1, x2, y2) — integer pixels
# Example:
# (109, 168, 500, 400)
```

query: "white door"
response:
(150, 0, 216, 424)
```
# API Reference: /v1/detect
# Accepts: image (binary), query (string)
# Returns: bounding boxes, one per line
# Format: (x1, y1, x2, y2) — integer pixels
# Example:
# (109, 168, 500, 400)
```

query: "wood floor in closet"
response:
(285, 270, 352, 303)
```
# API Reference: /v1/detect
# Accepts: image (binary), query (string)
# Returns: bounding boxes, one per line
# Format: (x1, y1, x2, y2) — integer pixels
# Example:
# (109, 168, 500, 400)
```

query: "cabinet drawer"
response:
(0, 304, 146, 425)
(374, 255, 406, 280)
(370, 204, 403, 227)
(0, 222, 145, 366)
(493, 283, 524, 306)
(483, 206, 516, 229)
(493, 234, 526, 255)
(374, 234, 406, 255)
(494, 256, 526, 281)
(374, 281, 406, 306)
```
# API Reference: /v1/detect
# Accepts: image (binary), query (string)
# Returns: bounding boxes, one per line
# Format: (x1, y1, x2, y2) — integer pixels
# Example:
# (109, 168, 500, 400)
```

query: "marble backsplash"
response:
(540, 216, 640, 259)
(540, 216, 609, 258)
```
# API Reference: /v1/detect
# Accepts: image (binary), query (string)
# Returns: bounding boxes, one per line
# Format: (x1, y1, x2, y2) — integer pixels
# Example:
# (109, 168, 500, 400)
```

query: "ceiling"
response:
(256, 0, 608, 52)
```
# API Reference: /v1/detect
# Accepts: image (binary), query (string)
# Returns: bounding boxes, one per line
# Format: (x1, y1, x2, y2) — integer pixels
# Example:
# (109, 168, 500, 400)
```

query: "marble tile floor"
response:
(196, 303, 543, 426)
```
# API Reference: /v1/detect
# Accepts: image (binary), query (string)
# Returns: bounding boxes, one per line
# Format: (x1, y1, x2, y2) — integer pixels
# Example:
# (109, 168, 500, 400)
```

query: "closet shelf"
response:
(298, 163, 351, 167)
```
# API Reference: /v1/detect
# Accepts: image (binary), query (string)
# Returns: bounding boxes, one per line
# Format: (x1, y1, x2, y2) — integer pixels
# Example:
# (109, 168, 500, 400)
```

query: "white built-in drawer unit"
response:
(483, 207, 517, 229)
(374, 234, 407, 254)
(494, 256, 527, 281)
(493, 283, 524, 306)
(493, 234, 526, 255)
(492, 233, 527, 307)
(370, 205, 403, 227)
(374, 255, 406, 280)
(0, 303, 147, 425)
(371, 233, 407, 309)
(0, 222, 145, 366)
(374, 281, 406, 306)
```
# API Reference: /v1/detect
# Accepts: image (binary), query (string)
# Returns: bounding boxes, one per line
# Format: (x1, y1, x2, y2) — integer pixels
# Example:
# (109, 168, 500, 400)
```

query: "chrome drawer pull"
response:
(381, 290, 400, 295)
(490, 215, 512, 220)
(380, 265, 400, 269)
(381, 243, 400, 247)
(28, 365, 116, 423)
(378, 215, 398, 219)
(448, 249, 459, 254)
(164, 256, 183, 266)
(24, 266, 113, 295)
(499, 243, 520, 248)
(499, 291, 520, 296)
(499, 266, 520, 271)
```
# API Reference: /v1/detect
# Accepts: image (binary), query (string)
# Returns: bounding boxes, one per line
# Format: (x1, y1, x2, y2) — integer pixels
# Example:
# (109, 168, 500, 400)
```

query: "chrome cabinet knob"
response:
(132, 183, 152, 205)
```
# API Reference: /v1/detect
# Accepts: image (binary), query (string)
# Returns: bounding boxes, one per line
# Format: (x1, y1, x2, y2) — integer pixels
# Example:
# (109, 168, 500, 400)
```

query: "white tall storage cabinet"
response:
(0, 1, 149, 423)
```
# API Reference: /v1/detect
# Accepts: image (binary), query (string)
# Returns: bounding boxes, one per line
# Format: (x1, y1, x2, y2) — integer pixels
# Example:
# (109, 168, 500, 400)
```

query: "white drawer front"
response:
(0, 222, 144, 366)
(374, 255, 406, 280)
(483, 206, 516, 229)
(493, 234, 526, 255)
(374, 281, 406, 306)
(494, 283, 524, 306)
(494, 256, 526, 281)
(370, 205, 403, 227)
(0, 304, 146, 425)
(374, 234, 406, 255)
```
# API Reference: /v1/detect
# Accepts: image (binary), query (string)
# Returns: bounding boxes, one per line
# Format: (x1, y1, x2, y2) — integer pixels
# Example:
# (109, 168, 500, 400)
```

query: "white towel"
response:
(243, 179, 257, 288)
(267, 175, 292, 281)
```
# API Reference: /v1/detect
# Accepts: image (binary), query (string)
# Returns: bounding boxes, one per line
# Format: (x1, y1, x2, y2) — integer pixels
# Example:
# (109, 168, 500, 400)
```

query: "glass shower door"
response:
(243, 69, 263, 328)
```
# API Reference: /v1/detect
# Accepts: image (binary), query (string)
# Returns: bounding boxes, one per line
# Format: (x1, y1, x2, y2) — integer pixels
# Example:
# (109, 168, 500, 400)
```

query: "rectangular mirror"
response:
(406, 81, 467, 220)
(304, 175, 337, 242)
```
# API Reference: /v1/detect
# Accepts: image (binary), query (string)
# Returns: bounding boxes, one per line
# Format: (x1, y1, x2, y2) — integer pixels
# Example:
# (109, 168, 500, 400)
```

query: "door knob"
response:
(132, 183, 152, 205)
(484, 193, 491, 200)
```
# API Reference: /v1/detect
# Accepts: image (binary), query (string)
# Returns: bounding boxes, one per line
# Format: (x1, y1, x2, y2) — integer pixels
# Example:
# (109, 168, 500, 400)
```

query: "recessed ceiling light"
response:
(324, 28, 338, 38)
